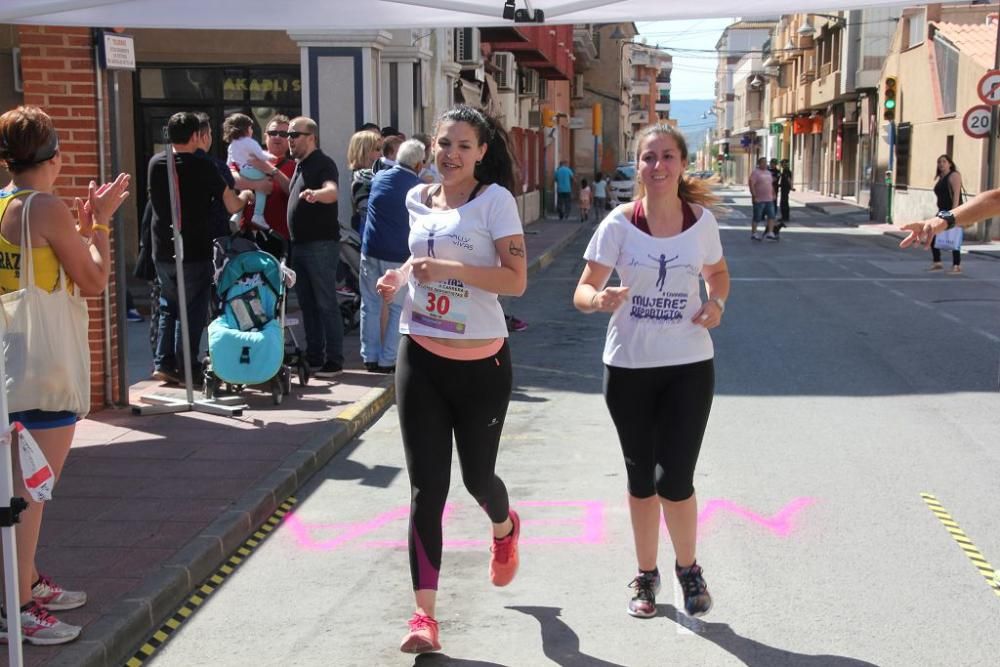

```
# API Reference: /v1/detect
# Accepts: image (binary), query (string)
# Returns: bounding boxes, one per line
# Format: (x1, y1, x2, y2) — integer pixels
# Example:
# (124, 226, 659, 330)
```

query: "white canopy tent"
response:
(3, 0, 923, 29)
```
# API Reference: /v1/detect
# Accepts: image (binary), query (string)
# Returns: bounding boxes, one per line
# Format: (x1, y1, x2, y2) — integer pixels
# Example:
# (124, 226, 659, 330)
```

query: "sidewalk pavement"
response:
(789, 189, 1000, 262)
(8, 216, 591, 667)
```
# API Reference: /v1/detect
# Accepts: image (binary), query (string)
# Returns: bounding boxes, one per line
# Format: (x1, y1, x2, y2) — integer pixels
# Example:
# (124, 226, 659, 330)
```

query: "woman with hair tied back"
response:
(376, 105, 526, 655)
(0, 105, 130, 645)
(574, 123, 730, 622)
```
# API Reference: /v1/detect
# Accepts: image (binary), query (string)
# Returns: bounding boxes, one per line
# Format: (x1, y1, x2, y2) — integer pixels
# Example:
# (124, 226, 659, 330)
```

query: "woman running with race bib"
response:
(574, 123, 730, 621)
(376, 105, 526, 655)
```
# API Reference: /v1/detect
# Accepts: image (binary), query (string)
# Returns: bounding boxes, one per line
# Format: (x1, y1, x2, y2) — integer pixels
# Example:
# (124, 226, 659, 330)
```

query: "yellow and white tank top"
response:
(0, 188, 65, 294)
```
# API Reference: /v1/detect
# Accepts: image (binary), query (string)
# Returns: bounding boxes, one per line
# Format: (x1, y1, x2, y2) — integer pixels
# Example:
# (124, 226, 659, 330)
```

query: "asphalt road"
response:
(149, 189, 1000, 667)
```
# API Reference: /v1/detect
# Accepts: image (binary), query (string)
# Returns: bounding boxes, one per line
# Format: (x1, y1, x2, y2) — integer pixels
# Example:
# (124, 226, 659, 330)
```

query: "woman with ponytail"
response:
(375, 105, 526, 654)
(573, 123, 729, 621)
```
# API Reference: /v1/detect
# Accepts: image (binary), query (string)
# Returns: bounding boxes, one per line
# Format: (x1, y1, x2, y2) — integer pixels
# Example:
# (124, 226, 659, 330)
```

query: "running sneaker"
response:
(675, 562, 713, 617)
(32, 575, 87, 611)
(0, 601, 81, 646)
(399, 613, 441, 654)
(126, 308, 144, 323)
(505, 315, 528, 333)
(627, 570, 661, 618)
(750, 232, 763, 242)
(764, 232, 779, 241)
(489, 509, 521, 586)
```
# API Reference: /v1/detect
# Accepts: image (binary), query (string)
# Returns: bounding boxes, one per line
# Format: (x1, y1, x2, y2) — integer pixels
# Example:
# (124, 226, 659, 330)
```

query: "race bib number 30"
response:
(413, 280, 470, 334)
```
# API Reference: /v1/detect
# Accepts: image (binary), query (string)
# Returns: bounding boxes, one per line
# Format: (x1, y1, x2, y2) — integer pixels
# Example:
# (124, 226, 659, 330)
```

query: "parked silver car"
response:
(609, 164, 635, 205)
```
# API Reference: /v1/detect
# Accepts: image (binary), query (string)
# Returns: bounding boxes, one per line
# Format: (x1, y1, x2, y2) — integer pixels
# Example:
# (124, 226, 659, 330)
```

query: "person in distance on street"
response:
(926, 154, 963, 274)
(574, 123, 730, 621)
(0, 105, 131, 645)
(376, 105, 526, 655)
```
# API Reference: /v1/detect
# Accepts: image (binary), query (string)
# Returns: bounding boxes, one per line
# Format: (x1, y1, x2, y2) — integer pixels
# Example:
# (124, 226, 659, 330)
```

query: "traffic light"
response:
(542, 107, 554, 128)
(883, 77, 897, 121)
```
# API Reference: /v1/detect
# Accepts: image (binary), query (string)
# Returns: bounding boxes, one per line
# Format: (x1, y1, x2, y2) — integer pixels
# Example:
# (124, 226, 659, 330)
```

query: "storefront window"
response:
(135, 65, 301, 210)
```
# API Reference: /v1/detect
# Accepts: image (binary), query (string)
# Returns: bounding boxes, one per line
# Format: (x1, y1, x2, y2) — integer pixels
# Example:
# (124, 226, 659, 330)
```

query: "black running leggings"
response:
(396, 335, 513, 590)
(603, 359, 715, 501)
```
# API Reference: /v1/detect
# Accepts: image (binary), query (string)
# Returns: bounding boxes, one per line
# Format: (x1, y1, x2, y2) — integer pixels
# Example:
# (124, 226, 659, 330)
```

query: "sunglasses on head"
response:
(266, 130, 288, 138)
(286, 131, 311, 139)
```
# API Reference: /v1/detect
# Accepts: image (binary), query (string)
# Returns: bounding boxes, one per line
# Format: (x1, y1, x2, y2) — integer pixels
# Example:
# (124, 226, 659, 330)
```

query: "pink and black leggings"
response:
(603, 359, 715, 501)
(395, 335, 513, 590)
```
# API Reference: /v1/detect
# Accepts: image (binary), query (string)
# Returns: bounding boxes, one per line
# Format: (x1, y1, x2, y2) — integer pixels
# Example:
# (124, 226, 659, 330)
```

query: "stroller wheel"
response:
(271, 378, 284, 405)
(281, 367, 292, 395)
(298, 361, 309, 386)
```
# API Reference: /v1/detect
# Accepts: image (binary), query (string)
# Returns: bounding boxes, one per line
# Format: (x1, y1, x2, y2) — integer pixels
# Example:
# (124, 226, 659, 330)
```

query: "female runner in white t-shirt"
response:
(574, 124, 730, 621)
(376, 105, 527, 654)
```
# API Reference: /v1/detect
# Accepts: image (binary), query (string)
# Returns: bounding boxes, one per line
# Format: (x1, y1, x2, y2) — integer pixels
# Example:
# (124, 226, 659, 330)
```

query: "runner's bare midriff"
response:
(424, 336, 501, 348)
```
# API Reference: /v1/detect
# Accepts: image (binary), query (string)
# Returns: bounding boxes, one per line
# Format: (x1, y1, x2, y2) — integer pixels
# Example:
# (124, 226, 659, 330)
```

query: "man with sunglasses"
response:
(286, 116, 344, 377)
(240, 115, 294, 240)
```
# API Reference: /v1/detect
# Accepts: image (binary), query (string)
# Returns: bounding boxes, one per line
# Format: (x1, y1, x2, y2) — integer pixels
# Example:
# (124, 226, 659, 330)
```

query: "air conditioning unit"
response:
(492, 52, 516, 91)
(572, 74, 585, 99)
(454, 27, 481, 65)
(519, 68, 540, 97)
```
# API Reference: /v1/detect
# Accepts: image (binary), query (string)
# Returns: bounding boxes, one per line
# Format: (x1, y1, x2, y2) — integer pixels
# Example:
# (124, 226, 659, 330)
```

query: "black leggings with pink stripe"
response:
(396, 335, 513, 590)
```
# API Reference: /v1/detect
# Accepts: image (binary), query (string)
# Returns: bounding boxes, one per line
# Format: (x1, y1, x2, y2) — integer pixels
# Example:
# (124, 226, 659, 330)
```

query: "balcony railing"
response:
(631, 80, 650, 96)
(629, 110, 649, 124)
(656, 81, 671, 92)
(655, 102, 670, 112)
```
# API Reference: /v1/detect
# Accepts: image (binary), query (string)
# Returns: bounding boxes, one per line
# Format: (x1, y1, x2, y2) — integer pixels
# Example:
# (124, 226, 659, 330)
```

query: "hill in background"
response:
(667, 99, 715, 160)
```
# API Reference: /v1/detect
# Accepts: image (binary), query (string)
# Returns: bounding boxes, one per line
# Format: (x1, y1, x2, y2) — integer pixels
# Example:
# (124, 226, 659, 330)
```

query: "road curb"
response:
(50, 379, 396, 667)
(528, 223, 591, 275)
(877, 227, 1000, 261)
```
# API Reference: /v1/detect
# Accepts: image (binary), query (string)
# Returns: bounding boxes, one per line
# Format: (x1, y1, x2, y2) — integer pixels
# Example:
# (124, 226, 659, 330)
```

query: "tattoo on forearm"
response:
(508, 241, 525, 257)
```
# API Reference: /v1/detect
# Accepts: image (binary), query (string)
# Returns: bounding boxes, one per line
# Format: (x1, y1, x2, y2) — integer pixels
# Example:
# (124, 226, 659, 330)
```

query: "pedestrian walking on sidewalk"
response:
(579, 178, 593, 221)
(375, 105, 527, 655)
(778, 158, 794, 226)
(555, 160, 574, 219)
(574, 123, 730, 621)
(928, 155, 963, 275)
(749, 157, 778, 241)
(593, 172, 608, 218)
(0, 105, 131, 645)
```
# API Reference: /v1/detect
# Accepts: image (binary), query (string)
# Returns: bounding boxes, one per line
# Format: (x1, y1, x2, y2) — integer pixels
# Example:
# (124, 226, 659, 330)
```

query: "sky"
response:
(636, 18, 736, 100)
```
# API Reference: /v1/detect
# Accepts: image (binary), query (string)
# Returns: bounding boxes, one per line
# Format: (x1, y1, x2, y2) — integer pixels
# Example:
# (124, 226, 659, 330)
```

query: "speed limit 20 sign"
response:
(963, 104, 992, 139)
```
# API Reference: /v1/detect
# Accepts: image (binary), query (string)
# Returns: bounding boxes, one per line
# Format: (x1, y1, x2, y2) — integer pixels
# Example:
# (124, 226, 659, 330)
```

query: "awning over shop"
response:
(0, 0, 931, 30)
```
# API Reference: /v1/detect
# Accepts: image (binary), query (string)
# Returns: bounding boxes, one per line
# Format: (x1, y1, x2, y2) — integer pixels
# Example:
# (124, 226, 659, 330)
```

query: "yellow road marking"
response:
(921, 493, 1000, 598)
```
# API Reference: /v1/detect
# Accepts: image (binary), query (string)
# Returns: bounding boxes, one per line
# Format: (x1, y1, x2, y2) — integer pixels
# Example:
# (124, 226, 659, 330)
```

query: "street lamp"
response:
(797, 13, 846, 37)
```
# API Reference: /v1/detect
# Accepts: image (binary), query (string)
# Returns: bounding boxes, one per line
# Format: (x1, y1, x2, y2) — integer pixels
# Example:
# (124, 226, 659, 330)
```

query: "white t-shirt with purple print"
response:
(584, 206, 724, 369)
(400, 183, 523, 339)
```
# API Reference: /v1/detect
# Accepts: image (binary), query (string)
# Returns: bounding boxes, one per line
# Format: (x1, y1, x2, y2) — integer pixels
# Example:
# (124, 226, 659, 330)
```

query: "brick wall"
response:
(17, 25, 119, 409)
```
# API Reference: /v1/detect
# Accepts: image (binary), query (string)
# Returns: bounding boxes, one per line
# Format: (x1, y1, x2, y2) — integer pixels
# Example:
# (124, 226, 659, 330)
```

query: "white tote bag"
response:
(1, 192, 91, 417)
(934, 226, 963, 252)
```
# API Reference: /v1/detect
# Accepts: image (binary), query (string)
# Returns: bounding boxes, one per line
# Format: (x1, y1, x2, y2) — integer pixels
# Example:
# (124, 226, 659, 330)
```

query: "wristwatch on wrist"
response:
(936, 210, 957, 230)
(710, 296, 726, 313)
(269, 167, 279, 177)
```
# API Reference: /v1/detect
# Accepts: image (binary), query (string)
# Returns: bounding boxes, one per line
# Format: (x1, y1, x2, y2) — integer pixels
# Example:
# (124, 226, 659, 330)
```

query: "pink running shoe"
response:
(399, 613, 441, 654)
(490, 510, 521, 586)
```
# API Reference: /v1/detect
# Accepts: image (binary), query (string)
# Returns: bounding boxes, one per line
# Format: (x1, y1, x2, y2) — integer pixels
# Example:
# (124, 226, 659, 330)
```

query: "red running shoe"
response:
(399, 613, 441, 654)
(490, 510, 521, 586)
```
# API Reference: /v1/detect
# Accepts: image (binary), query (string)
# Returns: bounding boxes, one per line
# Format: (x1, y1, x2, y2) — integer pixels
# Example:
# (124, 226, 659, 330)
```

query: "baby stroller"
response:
(202, 234, 308, 405)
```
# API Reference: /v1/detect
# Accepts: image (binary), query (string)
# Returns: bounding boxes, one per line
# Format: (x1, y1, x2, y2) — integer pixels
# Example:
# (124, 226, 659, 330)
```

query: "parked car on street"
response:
(609, 164, 635, 205)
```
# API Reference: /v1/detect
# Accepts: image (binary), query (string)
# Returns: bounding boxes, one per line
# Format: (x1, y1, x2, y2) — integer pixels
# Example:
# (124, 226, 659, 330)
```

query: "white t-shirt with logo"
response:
(584, 206, 724, 368)
(400, 183, 523, 339)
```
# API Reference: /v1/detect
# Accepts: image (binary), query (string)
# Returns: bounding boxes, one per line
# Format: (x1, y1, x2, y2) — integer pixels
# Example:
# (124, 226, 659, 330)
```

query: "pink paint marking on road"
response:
(282, 505, 410, 552)
(694, 497, 817, 537)
(285, 500, 606, 552)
